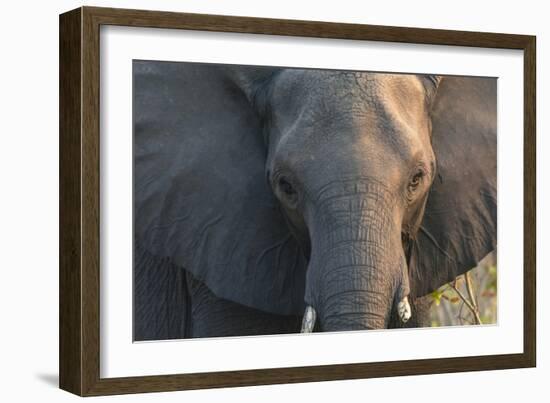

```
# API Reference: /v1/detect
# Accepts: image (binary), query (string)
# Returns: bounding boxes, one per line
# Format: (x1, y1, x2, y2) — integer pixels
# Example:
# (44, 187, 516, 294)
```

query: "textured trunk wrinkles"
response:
(305, 180, 403, 331)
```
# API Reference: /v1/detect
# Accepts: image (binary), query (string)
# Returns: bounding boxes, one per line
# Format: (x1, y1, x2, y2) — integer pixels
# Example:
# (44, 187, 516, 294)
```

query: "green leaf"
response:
(431, 289, 444, 306)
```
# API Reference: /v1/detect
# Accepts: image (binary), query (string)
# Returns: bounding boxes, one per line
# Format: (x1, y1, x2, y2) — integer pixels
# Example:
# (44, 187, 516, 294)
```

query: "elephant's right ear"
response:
(408, 76, 497, 298)
(134, 61, 307, 316)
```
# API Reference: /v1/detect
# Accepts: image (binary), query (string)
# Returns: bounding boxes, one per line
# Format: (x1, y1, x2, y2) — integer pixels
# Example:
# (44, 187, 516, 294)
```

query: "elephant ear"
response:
(134, 61, 307, 315)
(409, 76, 497, 297)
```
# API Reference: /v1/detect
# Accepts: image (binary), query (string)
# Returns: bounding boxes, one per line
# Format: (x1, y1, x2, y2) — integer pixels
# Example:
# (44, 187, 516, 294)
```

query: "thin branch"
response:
(449, 278, 482, 325)
(464, 271, 482, 325)
(465, 272, 477, 307)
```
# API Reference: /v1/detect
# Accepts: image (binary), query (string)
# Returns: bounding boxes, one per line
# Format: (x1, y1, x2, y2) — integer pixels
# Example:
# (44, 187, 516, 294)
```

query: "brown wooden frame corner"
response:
(59, 5, 536, 397)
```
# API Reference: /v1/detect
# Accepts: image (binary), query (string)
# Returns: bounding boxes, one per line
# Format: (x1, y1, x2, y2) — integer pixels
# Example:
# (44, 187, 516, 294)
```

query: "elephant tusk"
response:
(397, 255, 412, 324)
(301, 305, 317, 333)
(398, 296, 412, 323)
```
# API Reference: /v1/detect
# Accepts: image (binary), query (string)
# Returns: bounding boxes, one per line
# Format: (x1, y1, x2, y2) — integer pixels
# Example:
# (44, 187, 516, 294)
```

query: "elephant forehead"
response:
(270, 70, 431, 151)
(273, 70, 426, 115)
(272, 111, 429, 179)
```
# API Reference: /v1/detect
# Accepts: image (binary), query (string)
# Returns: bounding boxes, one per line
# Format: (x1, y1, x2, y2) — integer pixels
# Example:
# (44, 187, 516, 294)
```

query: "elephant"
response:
(133, 60, 496, 340)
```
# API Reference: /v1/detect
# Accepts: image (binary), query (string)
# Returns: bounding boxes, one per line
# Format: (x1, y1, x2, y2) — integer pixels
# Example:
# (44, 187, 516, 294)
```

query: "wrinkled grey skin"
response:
(264, 71, 435, 330)
(133, 62, 496, 339)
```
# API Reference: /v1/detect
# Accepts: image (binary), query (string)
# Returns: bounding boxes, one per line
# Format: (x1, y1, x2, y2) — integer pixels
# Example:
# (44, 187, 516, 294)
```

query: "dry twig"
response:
(449, 275, 483, 325)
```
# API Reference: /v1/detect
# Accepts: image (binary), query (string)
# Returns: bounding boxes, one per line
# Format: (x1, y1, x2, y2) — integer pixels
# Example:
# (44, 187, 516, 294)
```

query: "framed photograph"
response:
(59, 6, 536, 396)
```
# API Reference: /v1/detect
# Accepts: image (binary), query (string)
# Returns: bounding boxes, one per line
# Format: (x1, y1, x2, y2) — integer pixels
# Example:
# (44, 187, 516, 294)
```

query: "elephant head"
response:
(134, 61, 496, 332)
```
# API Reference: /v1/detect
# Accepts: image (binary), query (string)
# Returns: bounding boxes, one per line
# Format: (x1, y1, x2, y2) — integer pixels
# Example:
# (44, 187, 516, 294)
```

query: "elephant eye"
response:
(411, 172, 423, 186)
(408, 171, 424, 195)
(276, 176, 300, 208)
(279, 177, 296, 197)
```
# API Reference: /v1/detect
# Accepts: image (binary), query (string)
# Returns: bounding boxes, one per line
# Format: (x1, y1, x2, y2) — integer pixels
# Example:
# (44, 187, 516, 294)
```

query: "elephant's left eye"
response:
(279, 177, 296, 197)
(277, 176, 300, 207)
(408, 171, 424, 195)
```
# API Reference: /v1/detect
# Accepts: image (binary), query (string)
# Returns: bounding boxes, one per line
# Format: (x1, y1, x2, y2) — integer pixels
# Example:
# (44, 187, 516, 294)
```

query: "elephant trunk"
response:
(311, 240, 401, 331)
(304, 189, 410, 332)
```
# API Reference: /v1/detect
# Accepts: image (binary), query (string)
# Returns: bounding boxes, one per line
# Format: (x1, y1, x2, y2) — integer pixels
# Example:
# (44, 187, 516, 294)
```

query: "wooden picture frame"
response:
(59, 6, 536, 396)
